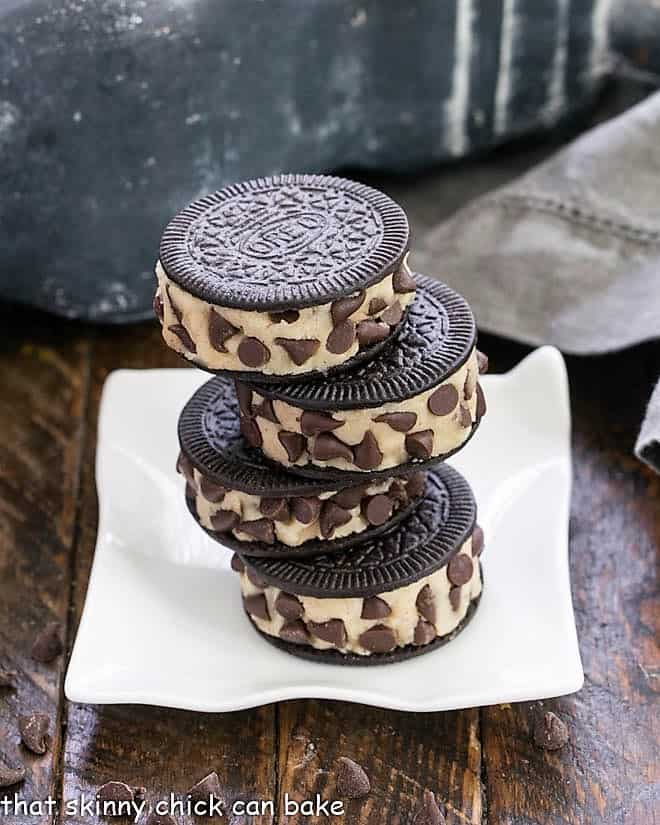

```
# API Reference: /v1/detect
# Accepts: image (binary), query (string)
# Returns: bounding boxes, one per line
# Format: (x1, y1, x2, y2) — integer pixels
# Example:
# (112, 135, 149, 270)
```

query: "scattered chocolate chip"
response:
(406, 471, 426, 499)
(31, 622, 63, 664)
(0, 758, 26, 789)
(292, 497, 322, 525)
(312, 433, 354, 462)
(259, 497, 290, 522)
(234, 381, 253, 416)
(405, 430, 434, 460)
(230, 553, 245, 573)
(449, 586, 462, 612)
(169, 324, 197, 353)
(308, 619, 347, 648)
(243, 594, 270, 621)
(368, 296, 387, 316)
(356, 320, 390, 348)
(326, 320, 356, 354)
(336, 757, 370, 799)
(238, 337, 270, 368)
(246, 567, 267, 588)
(153, 292, 164, 321)
(447, 554, 474, 586)
(275, 592, 304, 620)
(210, 509, 240, 533)
(331, 484, 369, 509)
(199, 477, 225, 503)
(274, 337, 320, 366)
(176, 452, 196, 486)
(361, 596, 391, 620)
(0, 669, 16, 689)
(97, 781, 135, 804)
(413, 789, 445, 825)
(363, 494, 393, 526)
(188, 771, 223, 809)
(278, 430, 307, 462)
(416, 584, 436, 624)
(254, 397, 279, 423)
(208, 309, 240, 352)
(414, 619, 436, 646)
(319, 501, 352, 538)
(300, 410, 343, 436)
(374, 411, 417, 432)
(331, 291, 365, 324)
(280, 620, 309, 644)
(238, 518, 275, 544)
(428, 384, 459, 416)
(471, 525, 484, 557)
(477, 350, 489, 374)
(166, 285, 183, 322)
(457, 404, 472, 428)
(19, 712, 50, 754)
(381, 301, 403, 326)
(464, 368, 476, 400)
(393, 268, 416, 293)
(269, 309, 300, 324)
(476, 384, 487, 420)
(533, 711, 569, 751)
(353, 431, 383, 470)
(240, 416, 263, 449)
(145, 811, 177, 825)
(359, 624, 397, 653)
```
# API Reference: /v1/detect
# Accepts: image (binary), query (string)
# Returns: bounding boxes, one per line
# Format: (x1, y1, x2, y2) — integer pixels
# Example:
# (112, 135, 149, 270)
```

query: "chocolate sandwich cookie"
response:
(155, 174, 413, 378)
(237, 275, 488, 480)
(178, 376, 426, 557)
(234, 464, 485, 664)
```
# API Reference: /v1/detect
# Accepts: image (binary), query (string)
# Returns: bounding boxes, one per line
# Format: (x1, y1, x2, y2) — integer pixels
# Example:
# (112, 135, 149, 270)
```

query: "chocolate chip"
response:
(361, 596, 391, 620)
(278, 430, 307, 462)
(292, 497, 322, 524)
(169, 324, 197, 353)
(406, 471, 426, 499)
(243, 594, 270, 621)
(166, 285, 183, 322)
(275, 592, 304, 620)
(412, 789, 445, 825)
(363, 494, 393, 526)
(176, 452, 196, 486)
(238, 518, 275, 544)
(381, 301, 403, 326)
(353, 431, 383, 470)
(414, 619, 436, 646)
(389, 479, 408, 504)
(405, 430, 434, 460)
(208, 309, 240, 352)
(300, 410, 343, 436)
(326, 320, 356, 354)
(448, 554, 474, 586)
(312, 433, 354, 462)
(238, 337, 270, 368)
(308, 619, 347, 648)
(368, 297, 387, 315)
(331, 291, 365, 324)
(374, 411, 417, 432)
(533, 711, 569, 751)
(428, 384, 459, 416)
(449, 586, 462, 611)
(153, 292, 164, 321)
(356, 319, 390, 347)
(0, 669, 16, 689)
(0, 758, 26, 789)
(145, 812, 177, 825)
(393, 268, 416, 293)
(199, 477, 225, 503)
(477, 350, 489, 374)
(230, 553, 244, 573)
(234, 381, 253, 416)
(359, 624, 397, 653)
(19, 712, 50, 754)
(210, 509, 240, 533)
(246, 567, 267, 588)
(280, 620, 309, 644)
(188, 771, 223, 809)
(416, 584, 436, 624)
(472, 525, 484, 557)
(458, 404, 472, 428)
(97, 781, 136, 804)
(331, 484, 369, 509)
(464, 368, 477, 400)
(254, 397, 279, 423)
(31, 621, 63, 664)
(476, 384, 487, 420)
(335, 757, 370, 799)
(259, 497, 290, 522)
(319, 501, 352, 538)
(269, 309, 300, 324)
(274, 337, 320, 366)
(240, 416, 263, 449)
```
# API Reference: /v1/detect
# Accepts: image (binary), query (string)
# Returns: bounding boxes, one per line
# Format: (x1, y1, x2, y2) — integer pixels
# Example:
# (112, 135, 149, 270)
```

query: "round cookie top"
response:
(249, 274, 476, 409)
(159, 174, 409, 310)
(243, 465, 477, 598)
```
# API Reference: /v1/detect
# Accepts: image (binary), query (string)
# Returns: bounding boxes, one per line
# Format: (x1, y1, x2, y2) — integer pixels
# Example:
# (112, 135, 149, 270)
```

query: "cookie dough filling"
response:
(236, 526, 484, 656)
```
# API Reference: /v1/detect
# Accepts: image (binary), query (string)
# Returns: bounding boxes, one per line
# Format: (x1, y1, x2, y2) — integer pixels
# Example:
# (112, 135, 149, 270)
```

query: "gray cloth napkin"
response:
(416, 92, 660, 472)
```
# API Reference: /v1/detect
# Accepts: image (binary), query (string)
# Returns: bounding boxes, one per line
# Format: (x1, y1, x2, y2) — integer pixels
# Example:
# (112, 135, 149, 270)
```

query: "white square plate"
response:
(66, 346, 583, 712)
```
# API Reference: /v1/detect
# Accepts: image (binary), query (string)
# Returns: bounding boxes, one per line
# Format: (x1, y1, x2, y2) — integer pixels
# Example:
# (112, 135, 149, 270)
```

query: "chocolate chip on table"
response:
(414, 619, 436, 646)
(199, 477, 226, 504)
(269, 309, 300, 324)
(312, 433, 354, 462)
(280, 620, 309, 644)
(331, 291, 365, 324)
(0, 669, 16, 689)
(238, 518, 275, 544)
(335, 757, 370, 799)
(274, 337, 320, 366)
(259, 497, 290, 522)
(278, 430, 307, 462)
(243, 594, 270, 621)
(413, 789, 445, 825)
(368, 297, 387, 316)
(374, 411, 417, 432)
(308, 619, 347, 648)
(319, 501, 352, 538)
(238, 337, 270, 368)
(381, 301, 403, 326)
(428, 384, 459, 416)
(234, 381, 253, 416)
(457, 404, 472, 428)
(392, 268, 417, 294)
(300, 410, 343, 436)
(471, 525, 485, 557)
(363, 494, 393, 526)
(97, 781, 136, 804)
(449, 586, 462, 611)
(353, 431, 383, 470)
(533, 711, 569, 751)
(254, 397, 279, 423)
(356, 320, 389, 348)
(447, 554, 473, 586)
(331, 484, 369, 510)
(240, 416, 263, 449)
(406, 471, 426, 499)
(188, 771, 223, 809)
(145, 811, 177, 825)
(168, 324, 197, 354)
(361, 596, 391, 620)
(153, 293, 164, 321)
(476, 384, 487, 420)
(19, 712, 50, 754)
(416, 584, 436, 625)
(31, 621, 63, 664)
(0, 757, 26, 789)
(230, 553, 245, 573)
(275, 592, 304, 620)
(358, 624, 397, 653)
(477, 350, 489, 374)
(292, 497, 322, 525)
(208, 309, 240, 353)
(326, 320, 356, 354)
(405, 430, 434, 460)
(210, 509, 240, 533)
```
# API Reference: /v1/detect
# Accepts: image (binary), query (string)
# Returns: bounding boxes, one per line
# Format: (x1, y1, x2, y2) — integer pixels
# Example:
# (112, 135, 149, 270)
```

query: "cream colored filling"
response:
(240, 537, 482, 656)
(247, 348, 479, 472)
(193, 470, 401, 547)
(155, 259, 414, 375)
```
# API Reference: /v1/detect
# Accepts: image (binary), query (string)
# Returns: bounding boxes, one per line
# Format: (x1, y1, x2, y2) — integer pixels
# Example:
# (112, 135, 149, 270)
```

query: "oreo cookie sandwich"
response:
(233, 464, 485, 664)
(178, 376, 426, 558)
(155, 174, 413, 378)
(237, 274, 488, 480)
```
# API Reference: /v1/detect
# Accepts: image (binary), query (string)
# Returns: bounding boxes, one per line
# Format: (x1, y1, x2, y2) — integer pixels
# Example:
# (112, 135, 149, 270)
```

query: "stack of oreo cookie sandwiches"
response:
(155, 174, 488, 665)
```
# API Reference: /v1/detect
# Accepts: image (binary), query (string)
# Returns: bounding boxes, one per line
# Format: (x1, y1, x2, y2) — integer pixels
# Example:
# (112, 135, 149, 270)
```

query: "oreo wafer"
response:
(234, 464, 485, 664)
(178, 376, 427, 557)
(155, 174, 413, 379)
(237, 274, 488, 481)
